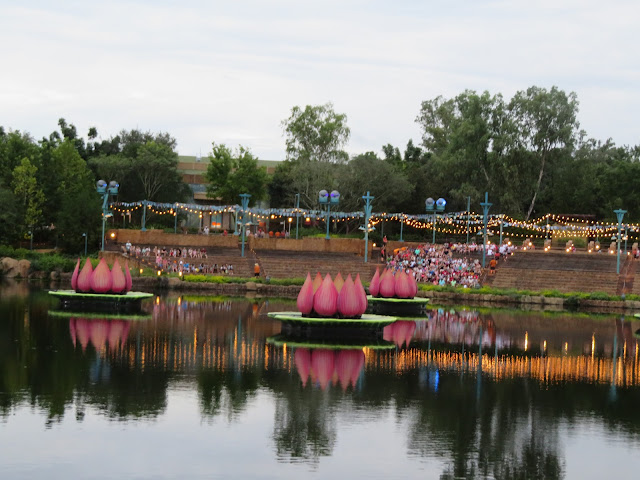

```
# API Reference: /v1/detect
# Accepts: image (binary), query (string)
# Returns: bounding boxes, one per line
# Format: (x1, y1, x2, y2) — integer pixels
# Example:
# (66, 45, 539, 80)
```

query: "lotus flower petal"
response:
(107, 320, 124, 350)
(394, 270, 413, 299)
(124, 260, 133, 292)
(90, 258, 113, 294)
(76, 259, 93, 293)
(71, 258, 80, 291)
(404, 321, 416, 347)
(334, 272, 344, 293)
(383, 322, 395, 342)
(313, 274, 338, 317)
(409, 272, 418, 298)
(311, 349, 335, 390)
(294, 348, 312, 387)
(110, 259, 126, 293)
(75, 318, 90, 351)
(369, 268, 380, 296)
(120, 321, 131, 348)
(354, 274, 368, 315)
(297, 273, 315, 315)
(312, 272, 323, 293)
(379, 269, 396, 298)
(90, 320, 110, 351)
(337, 275, 360, 318)
(336, 350, 362, 391)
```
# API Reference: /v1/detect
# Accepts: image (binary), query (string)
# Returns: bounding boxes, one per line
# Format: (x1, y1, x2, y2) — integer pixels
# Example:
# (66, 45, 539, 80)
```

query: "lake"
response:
(1, 282, 640, 479)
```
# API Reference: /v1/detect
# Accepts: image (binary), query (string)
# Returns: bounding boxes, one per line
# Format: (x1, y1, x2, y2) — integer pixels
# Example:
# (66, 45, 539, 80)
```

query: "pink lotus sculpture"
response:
(297, 272, 368, 318)
(295, 347, 365, 390)
(370, 267, 418, 299)
(71, 258, 134, 295)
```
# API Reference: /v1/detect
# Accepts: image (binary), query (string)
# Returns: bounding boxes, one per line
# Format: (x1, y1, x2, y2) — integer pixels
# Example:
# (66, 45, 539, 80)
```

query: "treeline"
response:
(1, 86, 638, 252)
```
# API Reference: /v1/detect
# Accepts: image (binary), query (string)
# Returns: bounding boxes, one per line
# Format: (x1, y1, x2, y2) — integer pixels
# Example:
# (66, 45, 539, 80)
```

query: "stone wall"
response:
(108, 229, 239, 248)
(249, 237, 371, 255)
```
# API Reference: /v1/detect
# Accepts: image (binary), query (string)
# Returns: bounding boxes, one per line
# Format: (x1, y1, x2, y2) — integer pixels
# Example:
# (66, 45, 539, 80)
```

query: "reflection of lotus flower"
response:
(379, 269, 395, 297)
(69, 318, 77, 346)
(107, 321, 124, 349)
(337, 275, 360, 318)
(312, 272, 323, 293)
(111, 259, 126, 293)
(124, 260, 132, 292)
(334, 273, 344, 293)
(297, 273, 315, 314)
(76, 259, 93, 293)
(90, 320, 110, 351)
(71, 259, 80, 291)
(350, 350, 365, 387)
(383, 323, 394, 342)
(394, 270, 412, 298)
(120, 322, 131, 348)
(75, 318, 90, 351)
(354, 274, 368, 315)
(313, 274, 338, 317)
(369, 268, 380, 296)
(91, 258, 112, 294)
(311, 349, 335, 390)
(295, 348, 312, 386)
(336, 350, 362, 390)
(392, 321, 417, 348)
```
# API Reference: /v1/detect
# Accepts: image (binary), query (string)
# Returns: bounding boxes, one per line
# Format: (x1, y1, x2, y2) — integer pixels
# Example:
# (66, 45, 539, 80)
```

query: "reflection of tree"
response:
(197, 367, 261, 421)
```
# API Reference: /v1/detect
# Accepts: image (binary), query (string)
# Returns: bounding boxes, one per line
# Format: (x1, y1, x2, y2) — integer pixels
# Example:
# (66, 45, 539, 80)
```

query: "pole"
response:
(174, 203, 178, 234)
(101, 214, 106, 252)
(325, 204, 331, 240)
(614, 209, 627, 274)
(362, 191, 374, 263)
(295, 193, 300, 240)
(240, 194, 251, 257)
(141, 200, 147, 232)
(499, 216, 503, 246)
(29, 230, 33, 251)
(83, 233, 87, 256)
(480, 192, 493, 268)
(432, 212, 436, 244)
(400, 216, 404, 242)
(466, 196, 471, 245)
(624, 226, 628, 256)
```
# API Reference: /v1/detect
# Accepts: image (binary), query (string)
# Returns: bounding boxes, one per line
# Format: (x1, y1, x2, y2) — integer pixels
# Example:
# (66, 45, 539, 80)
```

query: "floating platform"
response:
(47, 310, 152, 321)
(366, 295, 429, 316)
(267, 311, 397, 339)
(48, 290, 153, 314)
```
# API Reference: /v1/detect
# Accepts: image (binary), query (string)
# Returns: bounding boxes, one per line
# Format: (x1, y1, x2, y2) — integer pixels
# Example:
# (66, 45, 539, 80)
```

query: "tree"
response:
(0, 183, 20, 244)
(12, 157, 45, 231)
(205, 143, 268, 205)
(509, 86, 579, 219)
(133, 141, 185, 201)
(282, 103, 350, 163)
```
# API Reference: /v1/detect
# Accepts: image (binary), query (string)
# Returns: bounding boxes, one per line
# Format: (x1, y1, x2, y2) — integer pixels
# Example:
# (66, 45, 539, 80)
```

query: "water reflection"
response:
(1, 291, 640, 477)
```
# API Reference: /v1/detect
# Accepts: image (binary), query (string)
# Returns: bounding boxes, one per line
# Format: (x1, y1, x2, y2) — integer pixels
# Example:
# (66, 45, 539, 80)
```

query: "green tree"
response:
(205, 143, 268, 205)
(0, 183, 20, 244)
(11, 157, 45, 232)
(282, 103, 350, 163)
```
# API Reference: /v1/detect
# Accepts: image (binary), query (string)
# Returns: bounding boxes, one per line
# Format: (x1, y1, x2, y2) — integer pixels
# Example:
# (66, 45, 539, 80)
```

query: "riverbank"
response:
(45, 273, 640, 314)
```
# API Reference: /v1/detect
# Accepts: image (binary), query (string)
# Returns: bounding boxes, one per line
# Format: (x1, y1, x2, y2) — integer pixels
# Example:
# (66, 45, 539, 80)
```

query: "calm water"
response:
(2, 282, 640, 479)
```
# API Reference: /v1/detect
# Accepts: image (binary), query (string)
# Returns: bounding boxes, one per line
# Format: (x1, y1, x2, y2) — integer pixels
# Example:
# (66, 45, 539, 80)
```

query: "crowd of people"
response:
(123, 242, 234, 275)
(385, 242, 514, 288)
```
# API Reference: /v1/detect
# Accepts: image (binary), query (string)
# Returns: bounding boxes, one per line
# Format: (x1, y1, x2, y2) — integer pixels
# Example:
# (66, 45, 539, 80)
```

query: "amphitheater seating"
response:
(491, 250, 619, 294)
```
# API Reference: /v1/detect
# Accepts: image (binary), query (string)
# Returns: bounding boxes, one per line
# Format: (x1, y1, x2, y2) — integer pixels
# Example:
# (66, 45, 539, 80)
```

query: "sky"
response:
(1, 0, 638, 160)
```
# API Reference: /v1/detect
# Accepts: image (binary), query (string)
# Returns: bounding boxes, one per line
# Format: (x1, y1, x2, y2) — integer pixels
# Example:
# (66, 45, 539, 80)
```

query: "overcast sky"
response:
(1, 0, 638, 160)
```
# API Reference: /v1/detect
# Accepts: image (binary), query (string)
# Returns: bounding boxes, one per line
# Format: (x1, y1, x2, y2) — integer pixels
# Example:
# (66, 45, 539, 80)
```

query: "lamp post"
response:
(96, 180, 119, 252)
(399, 215, 404, 242)
(319, 189, 340, 240)
(82, 233, 87, 256)
(362, 191, 374, 263)
(614, 208, 627, 274)
(295, 193, 301, 240)
(480, 192, 492, 268)
(174, 203, 178, 234)
(29, 230, 33, 251)
(288, 217, 292, 236)
(239, 193, 251, 257)
(425, 197, 446, 244)
(466, 196, 471, 245)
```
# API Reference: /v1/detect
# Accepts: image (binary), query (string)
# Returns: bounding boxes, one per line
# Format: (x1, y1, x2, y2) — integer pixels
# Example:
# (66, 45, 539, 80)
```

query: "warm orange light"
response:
(139, 268, 143, 275)
(110, 232, 116, 239)
(157, 270, 162, 276)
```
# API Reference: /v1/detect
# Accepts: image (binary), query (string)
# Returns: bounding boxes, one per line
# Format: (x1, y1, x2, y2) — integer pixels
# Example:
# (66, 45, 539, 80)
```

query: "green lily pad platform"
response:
(268, 311, 397, 339)
(48, 309, 151, 321)
(267, 334, 395, 350)
(366, 295, 429, 316)
(48, 290, 153, 314)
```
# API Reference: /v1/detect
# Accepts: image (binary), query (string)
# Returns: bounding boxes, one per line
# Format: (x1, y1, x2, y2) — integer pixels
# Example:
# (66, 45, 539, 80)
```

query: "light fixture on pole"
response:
(614, 208, 627, 274)
(425, 197, 446, 244)
(239, 193, 251, 257)
(480, 192, 492, 268)
(362, 191, 374, 263)
(319, 189, 340, 240)
(96, 180, 119, 252)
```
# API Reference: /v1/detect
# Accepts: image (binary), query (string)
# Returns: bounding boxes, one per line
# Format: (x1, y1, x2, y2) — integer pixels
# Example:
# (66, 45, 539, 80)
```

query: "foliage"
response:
(11, 157, 45, 230)
(282, 103, 350, 163)
(205, 143, 268, 205)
